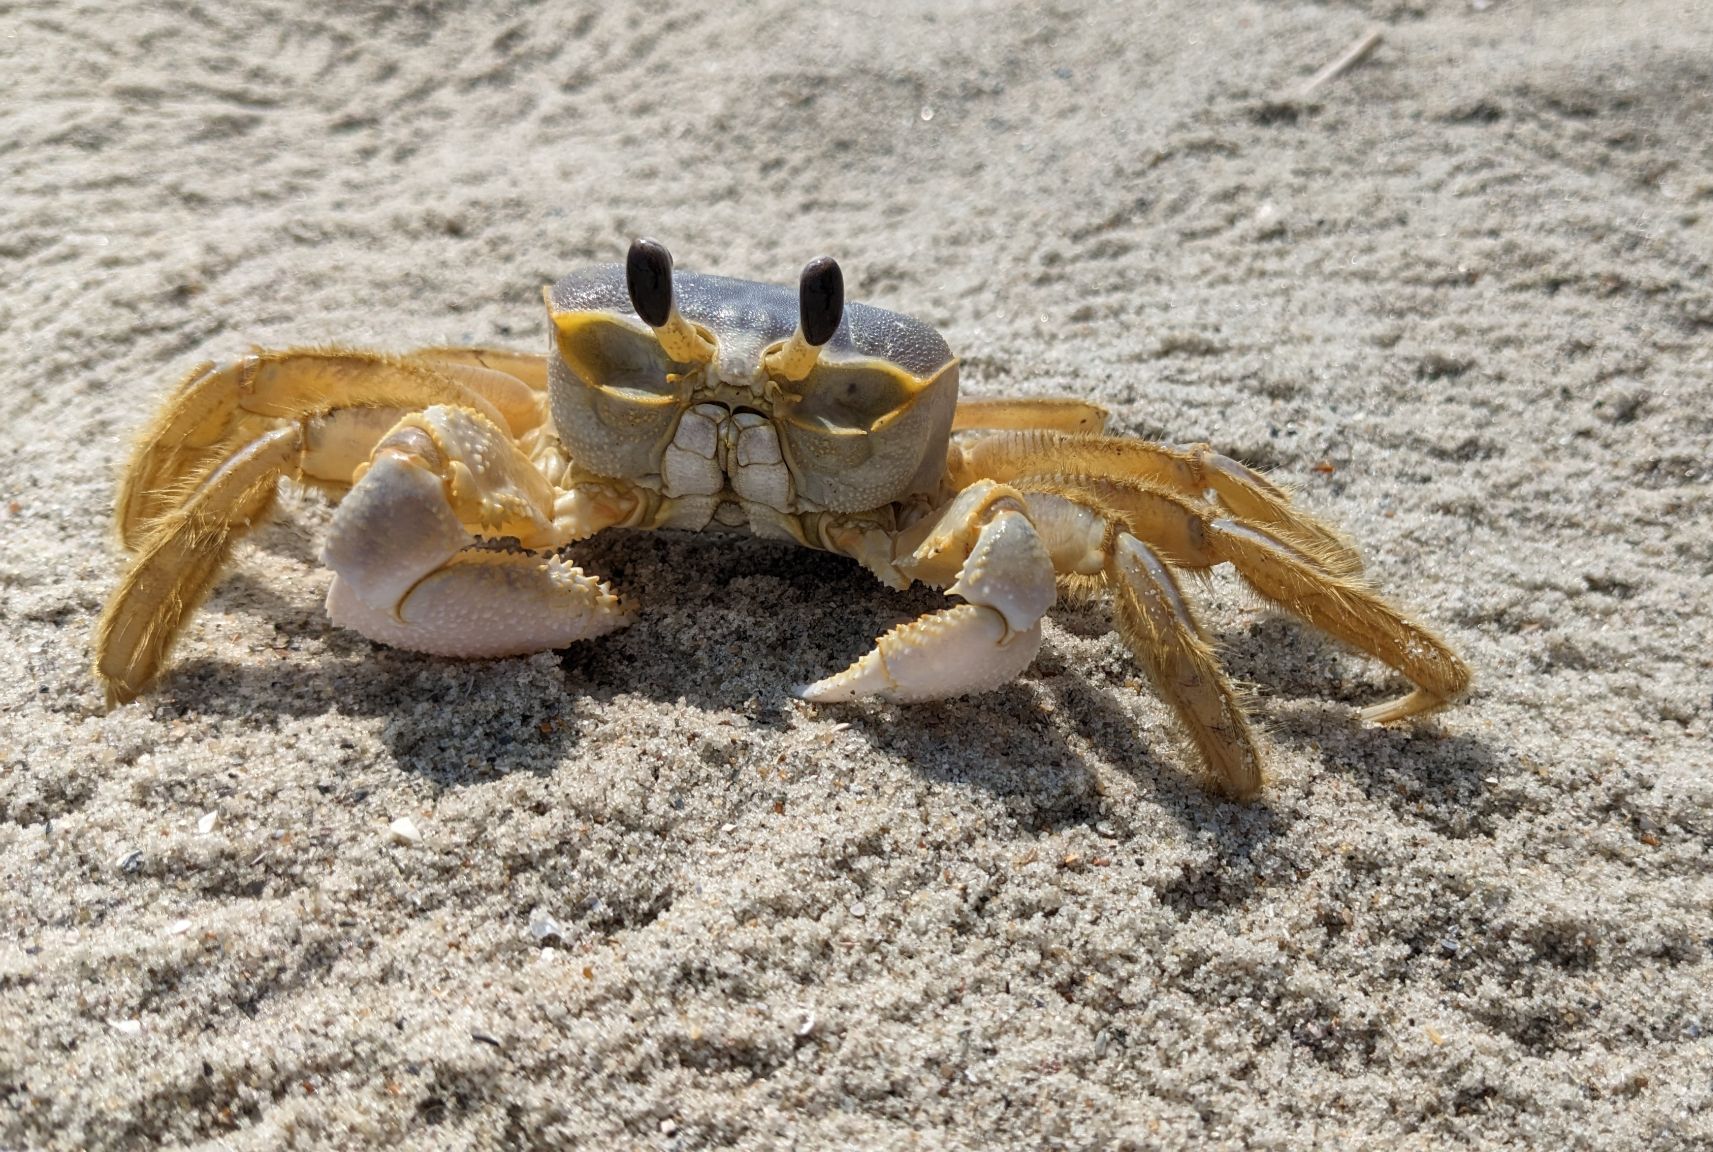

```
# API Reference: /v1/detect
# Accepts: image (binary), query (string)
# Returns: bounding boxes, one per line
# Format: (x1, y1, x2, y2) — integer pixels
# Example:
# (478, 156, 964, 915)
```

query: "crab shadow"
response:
(1215, 617, 1506, 839)
(164, 526, 1497, 837)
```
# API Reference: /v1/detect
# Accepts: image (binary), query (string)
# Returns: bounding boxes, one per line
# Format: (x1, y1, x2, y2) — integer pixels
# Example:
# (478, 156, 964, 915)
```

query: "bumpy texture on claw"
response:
(800, 483, 1056, 704)
(321, 408, 629, 658)
(326, 552, 625, 658)
(798, 606, 1041, 704)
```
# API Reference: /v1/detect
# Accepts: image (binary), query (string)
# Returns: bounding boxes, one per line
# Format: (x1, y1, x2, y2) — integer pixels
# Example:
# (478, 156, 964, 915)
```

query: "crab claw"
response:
(325, 549, 627, 659)
(800, 483, 1055, 703)
(797, 605, 1042, 704)
(323, 410, 630, 658)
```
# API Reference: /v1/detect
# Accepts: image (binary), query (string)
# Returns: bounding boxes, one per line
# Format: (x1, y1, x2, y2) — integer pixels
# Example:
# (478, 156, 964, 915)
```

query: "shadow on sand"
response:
(162, 525, 1497, 857)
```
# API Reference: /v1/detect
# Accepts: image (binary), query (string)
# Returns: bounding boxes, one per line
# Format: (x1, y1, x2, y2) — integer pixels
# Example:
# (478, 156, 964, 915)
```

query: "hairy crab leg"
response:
(1012, 471, 1471, 725)
(799, 480, 1057, 704)
(100, 403, 419, 704)
(1109, 535, 1264, 797)
(963, 483, 1264, 797)
(951, 397, 1109, 434)
(405, 347, 549, 392)
(952, 429, 1364, 578)
(116, 348, 544, 549)
(1203, 519, 1470, 723)
(97, 427, 301, 705)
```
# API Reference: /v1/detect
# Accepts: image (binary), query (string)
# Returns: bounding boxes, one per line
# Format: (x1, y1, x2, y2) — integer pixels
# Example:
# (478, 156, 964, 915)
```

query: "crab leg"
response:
(406, 347, 550, 392)
(799, 481, 1057, 703)
(1109, 535, 1263, 797)
(1204, 519, 1469, 724)
(116, 348, 545, 548)
(951, 397, 1109, 434)
(952, 429, 1364, 577)
(322, 406, 628, 659)
(99, 397, 445, 703)
(96, 397, 623, 703)
(993, 486, 1263, 795)
(97, 427, 301, 704)
(1017, 474, 1470, 722)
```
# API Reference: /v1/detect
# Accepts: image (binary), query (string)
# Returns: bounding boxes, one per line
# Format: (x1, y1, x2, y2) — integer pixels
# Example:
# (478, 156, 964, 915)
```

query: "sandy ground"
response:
(3, 1, 1711, 1148)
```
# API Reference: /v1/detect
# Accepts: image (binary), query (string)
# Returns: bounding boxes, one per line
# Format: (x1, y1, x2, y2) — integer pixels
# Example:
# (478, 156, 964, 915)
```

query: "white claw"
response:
(322, 450, 468, 616)
(804, 489, 1057, 705)
(327, 553, 627, 658)
(322, 430, 629, 658)
(945, 509, 1057, 635)
(798, 605, 1042, 704)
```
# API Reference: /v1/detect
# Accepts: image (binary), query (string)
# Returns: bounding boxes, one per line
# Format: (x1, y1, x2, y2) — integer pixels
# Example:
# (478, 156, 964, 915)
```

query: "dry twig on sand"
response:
(1295, 28, 1385, 100)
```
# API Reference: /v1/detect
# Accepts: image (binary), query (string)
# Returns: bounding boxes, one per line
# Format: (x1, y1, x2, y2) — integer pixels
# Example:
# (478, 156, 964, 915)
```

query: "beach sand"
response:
(3, 1, 1710, 1147)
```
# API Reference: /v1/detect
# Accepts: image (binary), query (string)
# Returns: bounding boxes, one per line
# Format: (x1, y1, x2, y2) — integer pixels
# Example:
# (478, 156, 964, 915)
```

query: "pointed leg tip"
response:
(1358, 688, 1449, 725)
(1215, 771, 1265, 803)
(796, 677, 853, 704)
(93, 659, 142, 711)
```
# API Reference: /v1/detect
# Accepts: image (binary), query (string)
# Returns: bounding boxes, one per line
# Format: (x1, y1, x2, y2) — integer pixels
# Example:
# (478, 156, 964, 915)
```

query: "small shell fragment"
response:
(529, 909, 566, 943)
(196, 811, 218, 835)
(388, 816, 422, 845)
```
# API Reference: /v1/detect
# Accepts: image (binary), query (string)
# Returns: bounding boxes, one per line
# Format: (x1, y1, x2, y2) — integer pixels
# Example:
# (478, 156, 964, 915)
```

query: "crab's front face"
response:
(544, 250, 958, 514)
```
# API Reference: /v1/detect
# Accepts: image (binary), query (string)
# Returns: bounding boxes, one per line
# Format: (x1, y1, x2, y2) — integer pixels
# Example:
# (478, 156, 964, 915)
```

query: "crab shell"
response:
(545, 266, 959, 513)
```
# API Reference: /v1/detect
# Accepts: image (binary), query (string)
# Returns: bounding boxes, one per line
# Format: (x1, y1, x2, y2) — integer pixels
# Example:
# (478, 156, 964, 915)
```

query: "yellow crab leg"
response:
(951, 397, 1109, 434)
(952, 429, 1364, 578)
(115, 348, 534, 549)
(1109, 534, 1263, 797)
(405, 347, 550, 391)
(1014, 472, 1470, 723)
(97, 426, 302, 705)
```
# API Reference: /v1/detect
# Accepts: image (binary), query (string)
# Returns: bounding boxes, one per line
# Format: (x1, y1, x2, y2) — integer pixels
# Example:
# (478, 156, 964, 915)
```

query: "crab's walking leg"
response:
(116, 349, 546, 548)
(1204, 520, 1467, 724)
(1011, 488, 1264, 796)
(100, 389, 440, 701)
(799, 481, 1057, 704)
(953, 429, 1364, 577)
(1022, 475, 1470, 722)
(1109, 535, 1263, 797)
(952, 397, 1109, 434)
(405, 348, 550, 392)
(321, 406, 628, 659)
(97, 427, 302, 704)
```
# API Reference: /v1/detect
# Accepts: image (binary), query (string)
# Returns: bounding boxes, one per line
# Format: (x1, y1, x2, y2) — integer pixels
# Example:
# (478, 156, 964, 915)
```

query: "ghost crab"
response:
(96, 239, 1470, 797)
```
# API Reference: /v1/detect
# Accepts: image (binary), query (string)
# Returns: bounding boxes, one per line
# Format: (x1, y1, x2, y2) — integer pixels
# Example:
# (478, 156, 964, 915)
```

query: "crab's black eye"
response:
(625, 237, 676, 329)
(798, 256, 844, 347)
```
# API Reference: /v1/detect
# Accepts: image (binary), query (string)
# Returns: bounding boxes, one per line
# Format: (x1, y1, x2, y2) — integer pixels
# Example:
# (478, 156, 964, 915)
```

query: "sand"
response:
(3, 1, 1711, 1148)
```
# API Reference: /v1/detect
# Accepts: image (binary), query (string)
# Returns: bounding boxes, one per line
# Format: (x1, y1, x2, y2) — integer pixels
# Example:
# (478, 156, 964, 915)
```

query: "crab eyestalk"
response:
(764, 256, 844, 383)
(625, 237, 716, 365)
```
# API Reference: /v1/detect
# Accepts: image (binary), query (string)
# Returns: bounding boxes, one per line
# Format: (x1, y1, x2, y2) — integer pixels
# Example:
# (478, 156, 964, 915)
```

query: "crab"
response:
(95, 239, 1470, 797)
